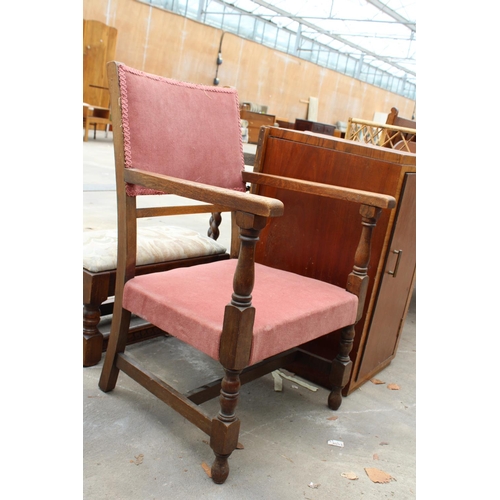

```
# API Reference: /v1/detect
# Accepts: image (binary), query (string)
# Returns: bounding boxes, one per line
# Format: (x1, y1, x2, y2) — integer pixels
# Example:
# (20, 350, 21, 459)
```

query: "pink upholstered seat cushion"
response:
(117, 64, 245, 196)
(123, 259, 358, 366)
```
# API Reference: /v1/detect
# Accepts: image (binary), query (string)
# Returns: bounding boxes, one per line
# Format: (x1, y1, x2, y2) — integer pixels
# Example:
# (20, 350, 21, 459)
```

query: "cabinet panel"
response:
(83, 20, 117, 108)
(355, 173, 416, 381)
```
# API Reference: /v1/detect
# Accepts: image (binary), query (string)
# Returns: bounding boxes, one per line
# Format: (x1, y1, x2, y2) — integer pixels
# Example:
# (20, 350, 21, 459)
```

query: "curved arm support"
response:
(208, 212, 222, 240)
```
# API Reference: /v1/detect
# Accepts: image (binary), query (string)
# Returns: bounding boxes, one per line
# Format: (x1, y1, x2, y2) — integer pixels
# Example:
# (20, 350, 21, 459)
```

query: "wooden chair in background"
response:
(386, 106, 416, 129)
(83, 220, 230, 367)
(385, 106, 416, 152)
(98, 62, 395, 484)
(83, 103, 112, 142)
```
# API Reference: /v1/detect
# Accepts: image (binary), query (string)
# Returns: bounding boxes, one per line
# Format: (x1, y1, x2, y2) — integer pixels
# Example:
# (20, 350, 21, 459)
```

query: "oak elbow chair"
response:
(99, 61, 396, 484)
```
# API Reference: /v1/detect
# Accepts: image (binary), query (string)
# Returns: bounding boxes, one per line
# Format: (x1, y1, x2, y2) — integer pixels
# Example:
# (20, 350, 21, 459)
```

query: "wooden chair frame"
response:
(98, 61, 396, 484)
(386, 106, 416, 129)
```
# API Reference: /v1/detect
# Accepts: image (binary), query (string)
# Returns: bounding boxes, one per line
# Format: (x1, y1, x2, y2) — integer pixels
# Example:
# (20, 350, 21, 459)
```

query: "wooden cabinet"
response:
(355, 173, 415, 383)
(240, 110, 276, 144)
(252, 127, 416, 395)
(83, 19, 117, 109)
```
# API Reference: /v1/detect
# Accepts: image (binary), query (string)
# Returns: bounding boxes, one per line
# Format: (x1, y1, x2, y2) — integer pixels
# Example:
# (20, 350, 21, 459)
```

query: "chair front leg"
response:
(210, 212, 267, 483)
(328, 325, 355, 410)
(210, 368, 242, 484)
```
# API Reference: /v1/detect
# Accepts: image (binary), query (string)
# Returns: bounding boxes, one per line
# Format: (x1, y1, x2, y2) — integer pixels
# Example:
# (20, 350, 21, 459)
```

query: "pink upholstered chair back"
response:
(117, 63, 246, 196)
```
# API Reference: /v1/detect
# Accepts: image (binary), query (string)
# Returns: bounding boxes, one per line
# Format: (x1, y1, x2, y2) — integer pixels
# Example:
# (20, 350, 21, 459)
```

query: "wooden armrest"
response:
(124, 168, 284, 217)
(242, 171, 396, 209)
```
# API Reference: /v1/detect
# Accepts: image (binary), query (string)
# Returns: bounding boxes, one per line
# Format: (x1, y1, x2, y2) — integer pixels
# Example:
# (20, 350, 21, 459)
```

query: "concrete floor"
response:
(83, 130, 416, 499)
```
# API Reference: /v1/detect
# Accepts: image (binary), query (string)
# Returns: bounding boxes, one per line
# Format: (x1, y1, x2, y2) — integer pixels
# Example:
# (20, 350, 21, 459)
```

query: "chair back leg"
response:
(99, 307, 132, 392)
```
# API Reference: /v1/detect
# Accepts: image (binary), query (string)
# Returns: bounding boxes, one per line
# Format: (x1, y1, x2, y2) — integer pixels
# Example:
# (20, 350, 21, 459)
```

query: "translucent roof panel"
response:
(138, 0, 416, 99)
(227, 0, 416, 85)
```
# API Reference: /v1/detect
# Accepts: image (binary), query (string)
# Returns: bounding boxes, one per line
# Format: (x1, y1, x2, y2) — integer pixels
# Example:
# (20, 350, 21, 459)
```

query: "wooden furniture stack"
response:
(252, 126, 416, 395)
(240, 109, 275, 144)
(294, 118, 336, 136)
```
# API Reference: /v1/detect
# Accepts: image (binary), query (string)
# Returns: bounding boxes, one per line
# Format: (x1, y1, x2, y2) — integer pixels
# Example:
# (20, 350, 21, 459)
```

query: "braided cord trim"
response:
(119, 63, 238, 95)
(117, 64, 133, 170)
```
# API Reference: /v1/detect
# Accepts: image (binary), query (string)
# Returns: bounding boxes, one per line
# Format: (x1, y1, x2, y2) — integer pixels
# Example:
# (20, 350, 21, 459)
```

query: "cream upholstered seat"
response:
(83, 226, 226, 273)
(98, 61, 396, 485)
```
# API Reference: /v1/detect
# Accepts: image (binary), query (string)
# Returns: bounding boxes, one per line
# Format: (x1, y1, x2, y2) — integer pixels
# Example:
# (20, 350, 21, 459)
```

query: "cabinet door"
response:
(356, 173, 416, 381)
(83, 20, 117, 107)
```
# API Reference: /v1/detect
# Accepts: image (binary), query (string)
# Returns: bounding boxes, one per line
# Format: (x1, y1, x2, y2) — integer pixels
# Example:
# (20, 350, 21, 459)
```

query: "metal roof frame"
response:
(138, 0, 416, 99)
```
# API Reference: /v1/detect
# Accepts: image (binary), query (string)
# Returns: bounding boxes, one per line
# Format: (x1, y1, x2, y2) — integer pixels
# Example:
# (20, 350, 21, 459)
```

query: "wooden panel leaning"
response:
(96, 61, 396, 484)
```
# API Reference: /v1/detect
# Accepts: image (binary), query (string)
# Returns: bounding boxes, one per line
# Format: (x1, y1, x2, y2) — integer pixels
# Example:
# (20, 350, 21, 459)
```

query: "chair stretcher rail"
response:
(116, 353, 212, 435)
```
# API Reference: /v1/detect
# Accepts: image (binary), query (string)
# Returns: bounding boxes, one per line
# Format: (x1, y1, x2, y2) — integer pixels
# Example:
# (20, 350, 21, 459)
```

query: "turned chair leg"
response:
(83, 272, 110, 366)
(99, 308, 132, 392)
(328, 325, 355, 410)
(210, 368, 242, 484)
(83, 303, 104, 367)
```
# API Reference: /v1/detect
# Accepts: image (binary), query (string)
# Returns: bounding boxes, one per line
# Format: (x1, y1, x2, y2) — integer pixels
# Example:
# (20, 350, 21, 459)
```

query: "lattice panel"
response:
(346, 118, 416, 152)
